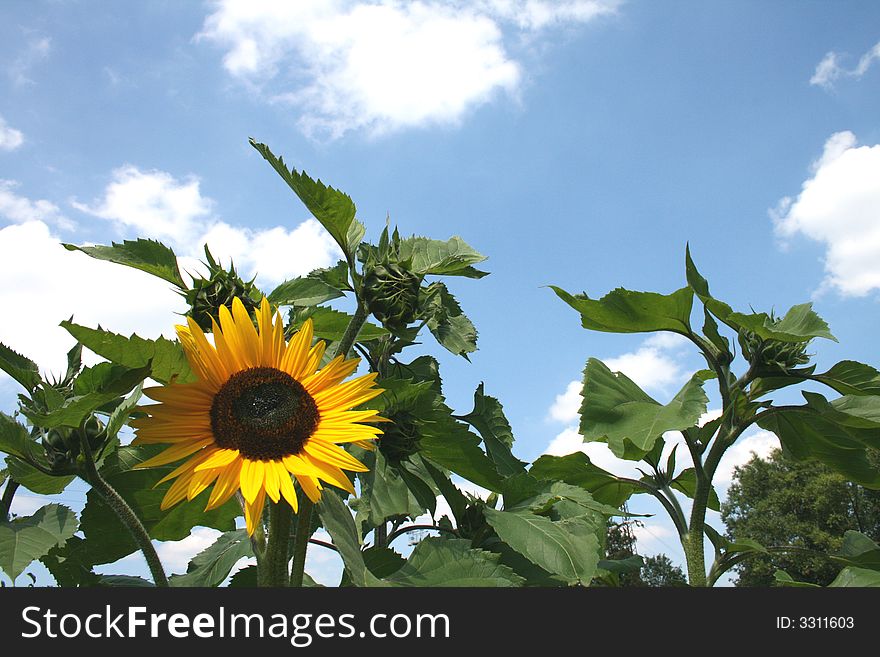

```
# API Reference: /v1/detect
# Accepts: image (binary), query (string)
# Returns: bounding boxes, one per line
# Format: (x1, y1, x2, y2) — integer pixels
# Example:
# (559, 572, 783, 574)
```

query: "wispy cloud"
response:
(7, 35, 51, 86)
(0, 180, 74, 230)
(810, 40, 880, 90)
(197, 0, 620, 139)
(0, 115, 24, 151)
(772, 131, 880, 297)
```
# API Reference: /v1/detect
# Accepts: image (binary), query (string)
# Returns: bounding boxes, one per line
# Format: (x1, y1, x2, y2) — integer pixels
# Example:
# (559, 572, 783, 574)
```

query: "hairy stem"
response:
(260, 499, 294, 587)
(334, 302, 368, 360)
(289, 497, 314, 587)
(79, 436, 168, 587)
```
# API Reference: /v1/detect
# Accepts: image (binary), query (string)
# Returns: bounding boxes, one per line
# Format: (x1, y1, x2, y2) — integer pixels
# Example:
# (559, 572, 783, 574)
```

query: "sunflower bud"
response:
(738, 328, 810, 373)
(362, 263, 423, 331)
(184, 246, 260, 331)
(378, 411, 421, 464)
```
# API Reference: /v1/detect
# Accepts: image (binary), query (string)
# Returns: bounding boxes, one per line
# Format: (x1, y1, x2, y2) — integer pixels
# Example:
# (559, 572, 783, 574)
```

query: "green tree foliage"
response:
(722, 448, 880, 586)
(641, 555, 688, 587)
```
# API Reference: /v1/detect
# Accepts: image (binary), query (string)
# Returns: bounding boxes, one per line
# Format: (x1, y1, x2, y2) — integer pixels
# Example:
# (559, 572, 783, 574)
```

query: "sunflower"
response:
(130, 297, 383, 535)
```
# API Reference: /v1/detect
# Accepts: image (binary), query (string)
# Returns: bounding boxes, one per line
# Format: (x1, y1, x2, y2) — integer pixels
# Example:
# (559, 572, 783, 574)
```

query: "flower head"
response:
(132, 297, 383, 534)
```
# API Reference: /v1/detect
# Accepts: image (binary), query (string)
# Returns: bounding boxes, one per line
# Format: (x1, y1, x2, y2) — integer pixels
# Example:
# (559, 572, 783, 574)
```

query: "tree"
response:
(641, 554, 687, 587)
(721, 448, 880, 586)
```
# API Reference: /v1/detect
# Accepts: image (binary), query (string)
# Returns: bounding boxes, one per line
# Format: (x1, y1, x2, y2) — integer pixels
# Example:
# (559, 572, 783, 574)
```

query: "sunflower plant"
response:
(1, 139, 622, 588)
(546, 247, 880, 586)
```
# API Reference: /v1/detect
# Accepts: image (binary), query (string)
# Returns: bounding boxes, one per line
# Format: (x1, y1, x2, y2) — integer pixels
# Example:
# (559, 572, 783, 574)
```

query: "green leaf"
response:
(831, 531, 880, 570)
(63, 239, 185, 289)
(0, 504, 78, 580)
(420, 457, 468, 526)
(483, 508, 601, 585)
(316, 490, 383, 587)
(773, 570, 822, 588)
(829, 567, 880, 587)
(250, 139, 363, 259)
(105, 384, 142, 444)
(170, 530, 253, 587)
(580, 359, 709, 458)
(24, 363, 150, 429)
(308, 260, 353, 292)
(397, 236, 488, 277)
(757, 408, 880, 488)
(457, 383, 526, 477)
(0, 342, 41, 391)
(268, 277, 345, 308)
(811, 361, 880, 396)
(528, 452, 636, 507)
(5, 457, 74, 495)
(98, 575, 155, 587)
(291, 307, 388, 343)
(551, 285, 693, 335)
(669, 468, 720, 512)
(362, 546, 406, 579)
(423, 283, 478, 358)
(228, 565, 258, 587)
(61, 321, 193, 385)
(354, 451, 426, 531)
(0, 412, 41, 461)
(384, 538, 523, 587)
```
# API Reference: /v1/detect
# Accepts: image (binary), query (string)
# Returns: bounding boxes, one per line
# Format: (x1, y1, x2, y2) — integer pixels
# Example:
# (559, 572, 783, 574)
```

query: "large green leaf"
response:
(685, 246, 836, 343)
(809, 361, 880, 396)
(250, 139, 364, 259)
(757, 408, 880, 488)
(0, 504, 78, 580)
(829, 567, 880, 587)
(831, 531, 880, 570)
(308, 260, 353, 292)
(423, 283, 478, 358)
(62, 321, 193, 385)
(552, 285, 693, 335)
(384, 538, 523, 587)
(397, 236, 488, 277)
(0, 412, 42, 461)
(24, 363, 150, 429)
(268, 277, 345, 307)
(170, 529, 253, 587)
(580, 359, 709, 458)
(0, 342, 40, 391)
(457, 383, 526, 477)
(528, 452, 636, 507)
(483, 508, 601, 585)
(63, 239, 186, 288)
(316, 490, 383, 587)
(5, 456, 74, 495)
(354, 451, 426, 532)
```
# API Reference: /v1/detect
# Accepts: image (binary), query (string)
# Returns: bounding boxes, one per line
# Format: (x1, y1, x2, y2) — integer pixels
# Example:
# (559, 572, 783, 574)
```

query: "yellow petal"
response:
(134, 438, 213, 469)
(194, 448, 240, 471)
(205, 458, 243, 510)
(301, 452, 355, 494)
(244, 488, 266, 536)
(280, 318, 313, 379)
(240, 458, 265, 503)
(263, 460, 281, 503)
(232, 297, 260, 367)
(296, 474, 322, 503)
(303, 439, 369, 472)
(278, 469, 299, 512)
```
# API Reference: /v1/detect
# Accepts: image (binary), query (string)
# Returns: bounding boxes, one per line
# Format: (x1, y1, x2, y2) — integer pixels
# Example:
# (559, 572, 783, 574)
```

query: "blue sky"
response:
(1, 0, 879, 584)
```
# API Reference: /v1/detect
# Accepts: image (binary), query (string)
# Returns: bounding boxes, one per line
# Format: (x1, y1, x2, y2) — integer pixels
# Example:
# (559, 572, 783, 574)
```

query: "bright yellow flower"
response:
(131, 297, 383, 535)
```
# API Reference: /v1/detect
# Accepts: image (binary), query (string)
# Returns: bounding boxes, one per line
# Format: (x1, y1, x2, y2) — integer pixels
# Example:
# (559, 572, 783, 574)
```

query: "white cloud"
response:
(0, 180, 74, 230)
(714, 430, 779, 488)
(198, 0, 619, 138)
(72, 166, 341, 286)
(772, 131, 880, 297)
(548, 380, 582, 423)
(72, 166, 212, 247)
(155, 527, 223, 574)
(603, 346, 684, 394)
(0, 220, 186, 379)
(0, 116, 24, 151)
(810, 40, 880, 90)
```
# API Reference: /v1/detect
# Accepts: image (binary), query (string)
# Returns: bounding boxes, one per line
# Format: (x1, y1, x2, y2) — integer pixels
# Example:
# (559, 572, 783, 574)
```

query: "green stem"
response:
(334, 301, 369, 359)
(289, 497, 314, 587)
(78, 438, 168, 587)
(1, 479, 20, 522)
(385, 524, 459, 546)
(260, 499, 294, 587)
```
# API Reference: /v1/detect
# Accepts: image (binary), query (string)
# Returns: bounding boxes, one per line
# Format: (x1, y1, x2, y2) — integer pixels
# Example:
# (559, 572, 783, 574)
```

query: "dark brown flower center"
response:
(210, 367, 319, 461)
